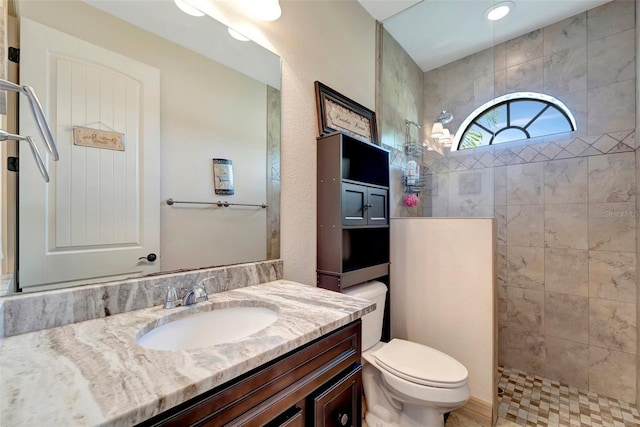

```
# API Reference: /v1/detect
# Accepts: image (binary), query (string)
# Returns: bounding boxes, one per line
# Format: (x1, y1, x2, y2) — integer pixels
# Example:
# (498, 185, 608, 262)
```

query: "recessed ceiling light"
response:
(486, 1, 515, 21)
(174, 0, 205, 17)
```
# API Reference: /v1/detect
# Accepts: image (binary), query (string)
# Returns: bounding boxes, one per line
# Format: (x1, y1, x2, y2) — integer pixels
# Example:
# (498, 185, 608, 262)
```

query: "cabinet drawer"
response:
(313, 365, 362, 427)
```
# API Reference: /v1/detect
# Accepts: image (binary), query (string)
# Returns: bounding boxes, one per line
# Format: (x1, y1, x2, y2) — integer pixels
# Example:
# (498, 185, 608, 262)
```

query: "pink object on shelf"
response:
(403, 193, 419, 207)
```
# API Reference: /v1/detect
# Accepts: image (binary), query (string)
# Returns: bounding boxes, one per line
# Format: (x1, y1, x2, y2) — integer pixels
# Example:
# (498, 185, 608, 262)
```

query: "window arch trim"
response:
(450, 92, 577, 151)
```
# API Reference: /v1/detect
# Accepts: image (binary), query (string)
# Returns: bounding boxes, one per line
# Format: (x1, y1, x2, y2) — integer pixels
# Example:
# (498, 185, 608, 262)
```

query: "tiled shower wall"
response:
(379, 25, 424, 217)
(379, 0, 638, 404)
(421, 0, 637, 403)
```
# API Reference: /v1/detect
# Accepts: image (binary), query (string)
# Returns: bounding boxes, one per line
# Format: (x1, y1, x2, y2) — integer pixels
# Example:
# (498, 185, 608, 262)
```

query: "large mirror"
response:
(1, 0, 281, 294)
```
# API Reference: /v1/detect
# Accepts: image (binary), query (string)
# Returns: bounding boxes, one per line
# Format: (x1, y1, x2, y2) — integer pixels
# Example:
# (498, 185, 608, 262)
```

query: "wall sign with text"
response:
(314, 81, 379, 145)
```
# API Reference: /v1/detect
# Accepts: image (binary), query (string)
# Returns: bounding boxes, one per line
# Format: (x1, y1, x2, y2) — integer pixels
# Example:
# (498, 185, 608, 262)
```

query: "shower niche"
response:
(316, 131, 390, 292)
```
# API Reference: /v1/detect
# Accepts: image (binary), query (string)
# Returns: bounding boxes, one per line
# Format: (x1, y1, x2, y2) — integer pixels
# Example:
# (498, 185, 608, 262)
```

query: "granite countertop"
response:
(0, 280, 375, 426)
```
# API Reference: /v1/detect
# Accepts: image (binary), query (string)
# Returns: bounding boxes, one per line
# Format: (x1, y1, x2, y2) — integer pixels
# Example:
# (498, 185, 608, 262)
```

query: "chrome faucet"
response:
(163, 283, 208, 309)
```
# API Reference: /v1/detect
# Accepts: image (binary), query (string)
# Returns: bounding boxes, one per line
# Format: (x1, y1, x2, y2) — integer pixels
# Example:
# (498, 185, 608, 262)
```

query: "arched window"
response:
(451, 92, 577, 151)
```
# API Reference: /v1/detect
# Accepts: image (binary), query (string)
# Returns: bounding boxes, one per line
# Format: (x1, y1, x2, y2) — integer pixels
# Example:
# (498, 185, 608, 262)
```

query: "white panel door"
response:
(18, 18, 160, 290)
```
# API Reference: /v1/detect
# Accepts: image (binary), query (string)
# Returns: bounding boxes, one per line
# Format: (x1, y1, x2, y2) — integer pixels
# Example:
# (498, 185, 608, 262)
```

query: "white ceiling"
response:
(358, 0, 613, 72)
(83, 0, 280, 88)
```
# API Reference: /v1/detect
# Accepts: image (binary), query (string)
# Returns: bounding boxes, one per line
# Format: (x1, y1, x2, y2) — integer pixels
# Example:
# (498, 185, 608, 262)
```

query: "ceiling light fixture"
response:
(253, 0, 282, 21)
(486, 1, 515, 21)
(174, 0, 205, 17)
(228, 28, 250, 41)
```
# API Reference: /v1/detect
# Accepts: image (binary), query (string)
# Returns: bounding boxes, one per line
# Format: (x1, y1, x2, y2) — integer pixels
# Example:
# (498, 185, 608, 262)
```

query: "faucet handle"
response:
(191, 283, 209, 304)
(164, 285, 181, 309)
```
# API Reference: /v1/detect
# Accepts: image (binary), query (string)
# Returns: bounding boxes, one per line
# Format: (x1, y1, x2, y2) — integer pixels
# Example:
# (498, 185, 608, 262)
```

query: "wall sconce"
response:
(429, 110, 454, 148)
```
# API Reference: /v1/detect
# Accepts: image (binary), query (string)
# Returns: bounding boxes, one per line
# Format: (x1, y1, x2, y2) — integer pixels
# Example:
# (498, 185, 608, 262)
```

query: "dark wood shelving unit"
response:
(317, 131, 390, 297)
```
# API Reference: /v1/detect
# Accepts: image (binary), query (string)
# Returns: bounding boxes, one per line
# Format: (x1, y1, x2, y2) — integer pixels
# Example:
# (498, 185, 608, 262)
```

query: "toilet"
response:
(344, 281, 470, 427)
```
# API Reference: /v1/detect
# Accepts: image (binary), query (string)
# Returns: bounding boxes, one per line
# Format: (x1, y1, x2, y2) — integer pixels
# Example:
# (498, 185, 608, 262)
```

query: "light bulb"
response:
(228, 28, 250, 41)
(174, 0, 205, 17)
(431, 122, 444, 138)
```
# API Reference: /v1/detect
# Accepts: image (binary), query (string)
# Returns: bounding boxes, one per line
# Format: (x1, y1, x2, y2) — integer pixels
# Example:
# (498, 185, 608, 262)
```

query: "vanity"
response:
(0, 262, 374, 427)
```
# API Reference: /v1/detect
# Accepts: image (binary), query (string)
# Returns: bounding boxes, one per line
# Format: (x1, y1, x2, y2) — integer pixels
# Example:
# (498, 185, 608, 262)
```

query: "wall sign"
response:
(213, 158, 234, 195)
(73, 126, 125, 151)
(314, 81, 379, 145)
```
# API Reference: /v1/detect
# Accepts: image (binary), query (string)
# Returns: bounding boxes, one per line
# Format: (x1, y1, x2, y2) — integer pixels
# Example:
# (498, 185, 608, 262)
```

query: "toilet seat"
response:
(373, 339, 468, 389)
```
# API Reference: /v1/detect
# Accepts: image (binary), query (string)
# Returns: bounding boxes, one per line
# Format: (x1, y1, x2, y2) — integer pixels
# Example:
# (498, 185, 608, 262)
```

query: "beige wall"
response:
(390, 218, 496, 408)
(17, 0, 269, 272)
(196, 1, 377, 286)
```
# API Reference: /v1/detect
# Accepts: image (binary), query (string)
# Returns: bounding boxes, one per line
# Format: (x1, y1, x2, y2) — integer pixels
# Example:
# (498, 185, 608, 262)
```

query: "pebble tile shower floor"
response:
(498, 366, 640, 426)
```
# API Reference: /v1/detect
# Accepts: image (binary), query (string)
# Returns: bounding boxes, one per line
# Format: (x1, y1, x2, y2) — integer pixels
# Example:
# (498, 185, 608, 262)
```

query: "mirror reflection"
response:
(1, 0, 281, 294)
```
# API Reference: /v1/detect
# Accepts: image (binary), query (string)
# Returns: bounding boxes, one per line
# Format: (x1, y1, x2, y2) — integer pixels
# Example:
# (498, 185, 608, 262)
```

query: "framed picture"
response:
(314, 81, 379, 145)
(213, 158, 234, 195)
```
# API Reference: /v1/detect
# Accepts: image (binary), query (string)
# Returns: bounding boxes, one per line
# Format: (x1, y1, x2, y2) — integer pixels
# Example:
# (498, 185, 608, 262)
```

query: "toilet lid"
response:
(374, 339, 468, 389)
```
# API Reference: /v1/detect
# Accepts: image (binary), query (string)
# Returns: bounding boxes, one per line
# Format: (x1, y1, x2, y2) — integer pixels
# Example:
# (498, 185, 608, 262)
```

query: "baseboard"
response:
(454, 396, 493, 426)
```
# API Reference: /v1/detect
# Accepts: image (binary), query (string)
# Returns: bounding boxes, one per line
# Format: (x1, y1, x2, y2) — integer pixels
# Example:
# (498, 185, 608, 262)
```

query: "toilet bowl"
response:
(344, 281, 470, 427)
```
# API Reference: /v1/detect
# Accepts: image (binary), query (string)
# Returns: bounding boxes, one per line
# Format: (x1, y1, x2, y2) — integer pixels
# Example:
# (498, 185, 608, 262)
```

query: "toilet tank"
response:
(344, 281, 387, 351)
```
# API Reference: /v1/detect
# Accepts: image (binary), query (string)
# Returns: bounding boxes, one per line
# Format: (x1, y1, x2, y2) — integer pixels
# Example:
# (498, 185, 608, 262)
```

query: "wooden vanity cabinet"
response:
(138, 321, 362, 427)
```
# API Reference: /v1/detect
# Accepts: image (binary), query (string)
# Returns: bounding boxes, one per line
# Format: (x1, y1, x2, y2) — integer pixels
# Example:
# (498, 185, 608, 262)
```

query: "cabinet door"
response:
(313, 366, 362, 427)
(342, 183, 367, 226)
(366, 188, 388, 226)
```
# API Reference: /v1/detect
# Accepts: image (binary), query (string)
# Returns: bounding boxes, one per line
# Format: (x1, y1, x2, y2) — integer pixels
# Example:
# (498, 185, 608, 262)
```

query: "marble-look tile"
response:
(588, 152, 636, 203)
(473, 46, 494, 78)
(588, 251, 636, 303)
(501, 324, 545, 375)
(545, 248, 588, 296)
(587, 79, 635, 136)
(474, 72, 494, 106)
(498, 280, 508, 325)
(545, 292, 589, 343)
(494, 166, 507, 205)
(543, 157, 587, 204)
(424, 172, 449, 217)
(506, 58, 544, 93)
(506, 163, 544, 205)
(507, 287, 544, 335)
(588, 202, 636, 252)
(589, 346, 637, 403)
(544, 336, 589, 389)
(587, 0, 635, 42)
(494, 42, 506, 71)
(448, 169, 494, 217)
(494, 69, 507, 98)
(505, 29, 543, 68)
(446, 56, 474, 89)
(589, 298, 636, 353)
(495, 205, 506, 246)
(587, 29, 635, 89)
(543, 12, 587, 56)
(544, 204, 588, 249)
(507, 246, 544, 290)
(507, 205, 544, 247)
(556, 91, 587, 138)
(497, 244, 507, 285)
(543, 45, 587, 96)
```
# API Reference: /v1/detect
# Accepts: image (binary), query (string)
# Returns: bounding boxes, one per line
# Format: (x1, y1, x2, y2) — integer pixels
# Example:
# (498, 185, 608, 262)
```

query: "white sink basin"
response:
(137, 305, 279, 351)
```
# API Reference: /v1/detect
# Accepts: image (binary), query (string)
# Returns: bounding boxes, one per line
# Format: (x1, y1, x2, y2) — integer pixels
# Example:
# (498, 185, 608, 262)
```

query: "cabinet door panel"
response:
(342, 183, 367, 226)
(313, 365, 362, 427)
(367, 188, 388, 226)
